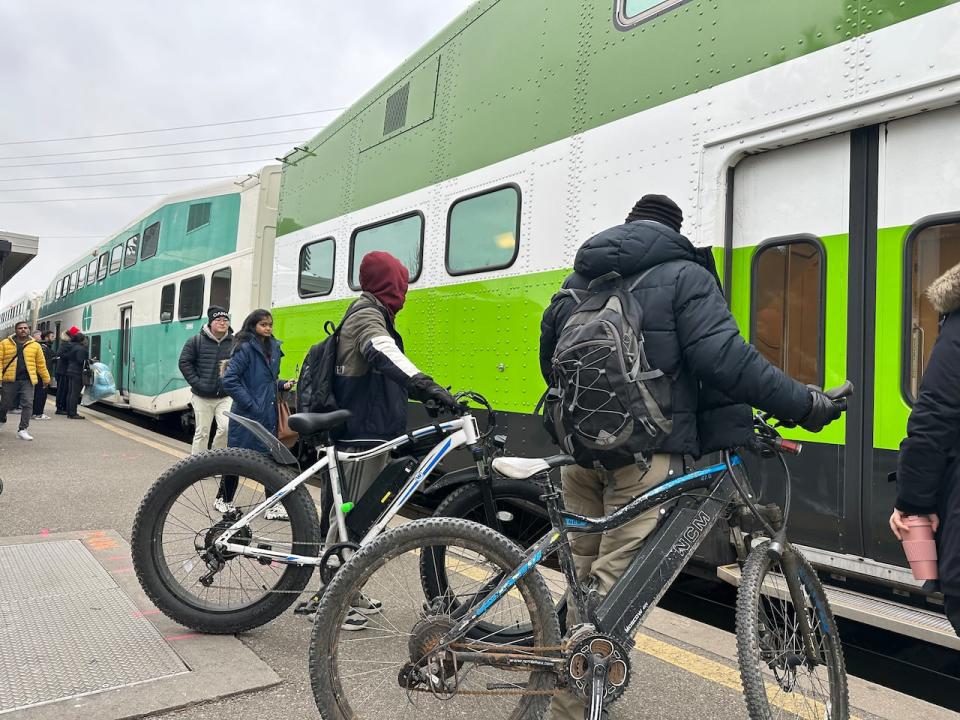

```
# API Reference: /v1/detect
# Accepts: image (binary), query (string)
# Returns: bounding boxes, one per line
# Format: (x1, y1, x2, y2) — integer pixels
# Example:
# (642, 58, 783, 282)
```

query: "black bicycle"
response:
(308, 383, 853, 720)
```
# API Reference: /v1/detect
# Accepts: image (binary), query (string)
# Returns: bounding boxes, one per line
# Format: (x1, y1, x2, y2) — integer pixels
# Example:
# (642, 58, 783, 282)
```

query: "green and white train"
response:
(266, 1, 960, 642)
(0, 291, 40, 338)
(37, 167, 280, 417)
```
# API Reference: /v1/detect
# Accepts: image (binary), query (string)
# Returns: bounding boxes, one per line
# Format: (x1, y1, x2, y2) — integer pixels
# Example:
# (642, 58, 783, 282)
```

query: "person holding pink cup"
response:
(893, 260, 960, 637)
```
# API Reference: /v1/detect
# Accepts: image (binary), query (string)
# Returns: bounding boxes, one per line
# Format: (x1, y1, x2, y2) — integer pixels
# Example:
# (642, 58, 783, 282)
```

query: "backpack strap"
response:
(625, 266, 660, 292)
(586, 270, 623, 290)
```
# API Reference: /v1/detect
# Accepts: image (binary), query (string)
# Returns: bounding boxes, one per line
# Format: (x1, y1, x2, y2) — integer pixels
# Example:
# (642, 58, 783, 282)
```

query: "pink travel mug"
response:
(900, 515, 938, 581)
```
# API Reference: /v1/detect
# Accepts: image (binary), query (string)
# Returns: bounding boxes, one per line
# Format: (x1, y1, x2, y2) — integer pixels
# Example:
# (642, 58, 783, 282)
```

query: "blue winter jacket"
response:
(222, 336, 286, 454)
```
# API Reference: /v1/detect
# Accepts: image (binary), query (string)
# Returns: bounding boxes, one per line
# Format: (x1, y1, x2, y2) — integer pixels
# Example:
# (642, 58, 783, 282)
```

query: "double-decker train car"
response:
(268, 0, 960, 644)
(37, 166, 281, 419)
(0, 291, 40, 338)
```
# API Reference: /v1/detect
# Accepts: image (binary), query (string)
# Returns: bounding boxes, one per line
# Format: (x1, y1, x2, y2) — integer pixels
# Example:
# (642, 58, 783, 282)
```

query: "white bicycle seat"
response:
(492, 454, 574, 479)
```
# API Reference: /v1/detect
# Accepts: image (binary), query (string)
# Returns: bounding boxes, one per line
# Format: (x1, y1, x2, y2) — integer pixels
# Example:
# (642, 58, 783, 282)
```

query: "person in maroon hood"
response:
(327, 250, 457, 629)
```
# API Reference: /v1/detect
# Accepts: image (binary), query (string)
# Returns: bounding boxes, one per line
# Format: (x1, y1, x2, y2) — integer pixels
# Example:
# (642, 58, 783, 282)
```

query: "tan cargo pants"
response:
(550, 453, 673, 720)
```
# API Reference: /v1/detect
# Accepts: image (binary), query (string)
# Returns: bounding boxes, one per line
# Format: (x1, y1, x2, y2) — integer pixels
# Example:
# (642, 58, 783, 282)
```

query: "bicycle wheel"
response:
(131, 448, 321, 633)
(310, 517, 560, 720)
(420, 478, 567, 644)
(736, 541, 848, 720)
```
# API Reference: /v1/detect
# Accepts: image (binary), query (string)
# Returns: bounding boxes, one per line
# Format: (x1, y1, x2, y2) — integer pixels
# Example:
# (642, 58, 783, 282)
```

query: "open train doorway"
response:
(118, 305, 133, 401)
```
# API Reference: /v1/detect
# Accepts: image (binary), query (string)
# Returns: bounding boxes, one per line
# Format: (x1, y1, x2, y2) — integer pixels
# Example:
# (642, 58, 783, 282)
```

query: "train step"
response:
(717, 563, 960, 651)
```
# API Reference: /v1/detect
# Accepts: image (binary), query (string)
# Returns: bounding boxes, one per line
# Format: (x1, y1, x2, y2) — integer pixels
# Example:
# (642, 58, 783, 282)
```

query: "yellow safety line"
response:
(86, 414, 188, 460)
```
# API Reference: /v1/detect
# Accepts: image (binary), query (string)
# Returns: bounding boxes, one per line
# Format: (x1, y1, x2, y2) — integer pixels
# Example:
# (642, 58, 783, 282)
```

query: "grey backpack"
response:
(540, 270, 673, 469)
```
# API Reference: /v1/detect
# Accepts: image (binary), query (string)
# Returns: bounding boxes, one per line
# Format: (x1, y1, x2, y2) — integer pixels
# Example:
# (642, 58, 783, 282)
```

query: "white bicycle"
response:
(131, 397, 492, 634)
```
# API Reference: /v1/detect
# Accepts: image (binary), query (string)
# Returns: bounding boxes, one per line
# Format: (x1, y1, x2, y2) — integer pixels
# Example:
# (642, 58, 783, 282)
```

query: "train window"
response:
(89, 335, 101, 362)
(349, 212, 423, 289)
(77, 265, 87, 290)
(87, 261, 97, 285)
(97, 253, 108, 281)
(160, 283, 175, 323)
(298, 238, 335, 297)
(446, 185, 521, 275)
(109, 245, 123, 275)
(124, 234, 139, 268)
(614, 0, 690, 28)
(905, 219, 960, 400)
(210, 267, 232, 311)
(141, 221, 160, 260)
(69, 271, 78, 294)
(178, 275, 205, 321)
(187, 203, 211, 233)
(55, 278, 63, 299)
(751, 237, 825, 387)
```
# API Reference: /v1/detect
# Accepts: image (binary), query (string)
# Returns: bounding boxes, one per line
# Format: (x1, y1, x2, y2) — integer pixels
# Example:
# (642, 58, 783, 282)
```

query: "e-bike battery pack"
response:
(345, 456, 418, 539)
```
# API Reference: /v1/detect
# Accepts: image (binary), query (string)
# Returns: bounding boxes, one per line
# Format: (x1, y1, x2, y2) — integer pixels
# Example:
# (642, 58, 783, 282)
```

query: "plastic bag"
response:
(81, 362, 117, 405)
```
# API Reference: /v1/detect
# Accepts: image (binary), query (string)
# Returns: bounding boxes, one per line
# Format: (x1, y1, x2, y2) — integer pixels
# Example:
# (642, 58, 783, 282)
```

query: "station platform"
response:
(0, 403, 955, 720)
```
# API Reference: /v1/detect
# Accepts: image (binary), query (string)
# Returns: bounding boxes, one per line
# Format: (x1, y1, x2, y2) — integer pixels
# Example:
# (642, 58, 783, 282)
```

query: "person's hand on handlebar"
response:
(409, 373, 459, 413)
(798, 384, 849, 433)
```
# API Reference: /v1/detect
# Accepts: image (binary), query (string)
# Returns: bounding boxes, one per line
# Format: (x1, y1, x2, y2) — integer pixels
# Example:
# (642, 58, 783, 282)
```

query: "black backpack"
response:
(295, 300, 387, 415)
(540, 269, 673, 469)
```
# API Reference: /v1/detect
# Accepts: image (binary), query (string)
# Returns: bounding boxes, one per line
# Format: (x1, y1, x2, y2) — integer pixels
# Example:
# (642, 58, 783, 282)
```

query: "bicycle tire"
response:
(736, 541, 848, 720)
(131, 448, 321, 634)
(420, 478, 567, 643)
(310, 517, 560, 720)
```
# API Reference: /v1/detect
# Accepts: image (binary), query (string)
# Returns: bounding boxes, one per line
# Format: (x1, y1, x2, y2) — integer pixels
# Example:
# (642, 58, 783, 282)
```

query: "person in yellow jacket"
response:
(0, 321, 51, 440)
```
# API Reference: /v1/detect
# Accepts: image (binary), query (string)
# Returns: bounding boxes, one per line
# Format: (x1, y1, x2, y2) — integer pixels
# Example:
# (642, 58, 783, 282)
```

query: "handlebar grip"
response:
(824, 381, 854, 401)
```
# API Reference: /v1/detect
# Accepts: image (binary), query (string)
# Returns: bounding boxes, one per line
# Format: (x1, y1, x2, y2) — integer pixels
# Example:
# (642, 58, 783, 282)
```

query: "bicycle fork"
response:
(772, 544, 822, 670)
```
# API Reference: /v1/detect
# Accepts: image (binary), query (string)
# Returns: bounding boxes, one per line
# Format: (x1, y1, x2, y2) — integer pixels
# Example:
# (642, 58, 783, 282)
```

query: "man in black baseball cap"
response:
(178, 305, 234, 465)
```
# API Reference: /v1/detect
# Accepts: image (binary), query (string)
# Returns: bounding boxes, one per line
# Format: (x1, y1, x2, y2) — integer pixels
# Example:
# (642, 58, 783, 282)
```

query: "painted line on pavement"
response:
(86, 414, 188, 460)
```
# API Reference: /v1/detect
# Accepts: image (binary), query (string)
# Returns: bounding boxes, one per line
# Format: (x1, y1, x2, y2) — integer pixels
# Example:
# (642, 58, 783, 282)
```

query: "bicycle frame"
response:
(212, 413, 481, 566)
(443, 456, 744, 645)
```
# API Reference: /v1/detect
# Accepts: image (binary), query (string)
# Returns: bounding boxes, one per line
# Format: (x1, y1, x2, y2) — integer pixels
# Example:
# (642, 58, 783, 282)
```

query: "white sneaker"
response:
(213, 497, 236, 514)
(264, 504, 289, 521)
(34, 414, 51, 421)
(352, 593, 383, 615)
(10, 408, 20, 415)
(17, 430, 33, 441)
(340, 609, 369, 631)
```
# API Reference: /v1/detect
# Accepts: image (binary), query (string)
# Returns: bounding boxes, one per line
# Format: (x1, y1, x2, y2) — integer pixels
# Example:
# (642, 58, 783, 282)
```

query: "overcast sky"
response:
(0, 0, 474, 306)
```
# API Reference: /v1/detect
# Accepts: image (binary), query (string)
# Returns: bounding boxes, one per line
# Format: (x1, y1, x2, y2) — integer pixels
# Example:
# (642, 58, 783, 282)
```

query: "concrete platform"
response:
(0, 403, 956, 719)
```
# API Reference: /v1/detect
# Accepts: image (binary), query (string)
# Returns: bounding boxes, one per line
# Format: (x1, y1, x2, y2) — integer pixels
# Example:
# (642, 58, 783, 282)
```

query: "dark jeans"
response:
(33, 381, 48, 417)
(1, 380, 34, 431)
(64, 374, 83, 417)
(54, 374, 67, 413)
(945, 596, 960, 637)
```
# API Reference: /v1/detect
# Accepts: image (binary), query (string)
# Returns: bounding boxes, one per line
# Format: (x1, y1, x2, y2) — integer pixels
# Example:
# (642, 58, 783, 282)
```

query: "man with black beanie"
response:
(179, 306, 234, 455)
(540, 194, 844, 719)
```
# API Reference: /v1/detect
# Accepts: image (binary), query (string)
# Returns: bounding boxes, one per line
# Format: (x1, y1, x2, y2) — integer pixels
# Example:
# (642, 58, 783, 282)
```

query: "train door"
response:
(118, 305, 133, 401)
(865, 106, 960, 565)
(730, 132, 861, 557)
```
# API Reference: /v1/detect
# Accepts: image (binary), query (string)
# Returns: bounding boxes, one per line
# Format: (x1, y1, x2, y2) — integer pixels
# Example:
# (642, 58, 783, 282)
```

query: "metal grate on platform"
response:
(0, 540, 187, 714)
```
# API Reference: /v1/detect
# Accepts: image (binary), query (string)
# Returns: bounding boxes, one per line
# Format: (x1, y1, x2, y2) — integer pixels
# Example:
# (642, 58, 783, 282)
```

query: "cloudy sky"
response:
(0, 0, 474, 306)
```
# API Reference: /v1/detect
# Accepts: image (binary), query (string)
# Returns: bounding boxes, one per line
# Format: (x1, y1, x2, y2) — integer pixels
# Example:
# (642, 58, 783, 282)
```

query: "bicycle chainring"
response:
(565, 632, 631, 704)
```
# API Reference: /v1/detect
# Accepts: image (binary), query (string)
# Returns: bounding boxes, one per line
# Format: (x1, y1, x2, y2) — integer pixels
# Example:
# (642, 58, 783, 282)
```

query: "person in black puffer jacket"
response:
(57, 329, 89, 420)
(542, 195, 843, 720)
(178, 306, 234, 455)
(893, 261, 960, 635)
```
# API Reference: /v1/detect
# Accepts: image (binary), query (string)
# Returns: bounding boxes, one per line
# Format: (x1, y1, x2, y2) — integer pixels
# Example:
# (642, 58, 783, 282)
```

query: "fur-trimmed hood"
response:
(927, 262, 960, 315)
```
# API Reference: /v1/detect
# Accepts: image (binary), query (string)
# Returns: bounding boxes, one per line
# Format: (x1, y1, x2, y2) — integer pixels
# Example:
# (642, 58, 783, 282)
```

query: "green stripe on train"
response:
(277, 0, 955, 235)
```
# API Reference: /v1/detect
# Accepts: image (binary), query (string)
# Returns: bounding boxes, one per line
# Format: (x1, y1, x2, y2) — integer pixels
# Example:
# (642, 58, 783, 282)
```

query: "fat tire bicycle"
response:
(307, 383, 853, 720)
(130, 391, 554, 635)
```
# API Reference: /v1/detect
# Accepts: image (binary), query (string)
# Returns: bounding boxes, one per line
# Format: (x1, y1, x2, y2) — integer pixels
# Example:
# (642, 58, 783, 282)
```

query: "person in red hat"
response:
(56, 327, 89, 419)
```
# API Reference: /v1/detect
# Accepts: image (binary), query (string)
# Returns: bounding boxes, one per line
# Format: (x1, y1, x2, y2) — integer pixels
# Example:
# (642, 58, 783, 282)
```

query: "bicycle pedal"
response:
(294, 594, 322, 616)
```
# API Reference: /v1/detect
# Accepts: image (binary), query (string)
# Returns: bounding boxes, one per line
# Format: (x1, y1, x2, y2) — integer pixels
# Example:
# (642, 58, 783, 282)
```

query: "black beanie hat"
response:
(207, 306, 229, 324)
(625, 194, 683, 232)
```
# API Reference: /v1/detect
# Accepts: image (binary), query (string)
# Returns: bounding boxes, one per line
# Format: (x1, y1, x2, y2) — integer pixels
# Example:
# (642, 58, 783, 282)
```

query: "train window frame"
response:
(55, 278, 64, 299)
(901, 212, 960, 405)
(209, 267, 232, 311)
(348, 211, 424, 291)
(87, 260, 97, 286)
(69, 270, 79, 294)
(141, 221, 160, 260)
(445, 184, 522, 277)
(749, 234, 827, 389)
(160, 283, 175, 323)
(298, 237, 336, 298)
(178, 274, 205, 321)
(613, 0, 692, 30)
(124, 234, 140, 268)
(96, 252, 109, 281)
(186, 203, 212, 233)
(109, 245, 123, 275)
(77, 264, 87, 290)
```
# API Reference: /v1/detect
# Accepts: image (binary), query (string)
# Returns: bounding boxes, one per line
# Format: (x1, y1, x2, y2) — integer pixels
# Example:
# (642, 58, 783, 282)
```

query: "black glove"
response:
(408, 373, 458, 412)
(799, 389, 844, 433)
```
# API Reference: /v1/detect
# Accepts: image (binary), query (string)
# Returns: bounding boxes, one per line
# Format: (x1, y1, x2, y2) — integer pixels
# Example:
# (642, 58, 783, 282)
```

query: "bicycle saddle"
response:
(288, 409, 352, 435)
(492, 454, 575, 479)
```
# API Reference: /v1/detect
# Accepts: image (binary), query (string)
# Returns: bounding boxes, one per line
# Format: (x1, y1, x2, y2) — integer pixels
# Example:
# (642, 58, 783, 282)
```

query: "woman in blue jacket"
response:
(219, 309, 293, 516)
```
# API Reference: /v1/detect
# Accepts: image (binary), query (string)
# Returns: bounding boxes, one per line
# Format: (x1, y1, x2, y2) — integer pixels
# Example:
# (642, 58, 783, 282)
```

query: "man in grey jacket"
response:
(178, 306, 234, 454)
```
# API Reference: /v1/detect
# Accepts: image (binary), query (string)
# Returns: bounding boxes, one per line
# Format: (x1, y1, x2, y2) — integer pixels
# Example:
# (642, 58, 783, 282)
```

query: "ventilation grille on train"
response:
(383, 83, 410, 136)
